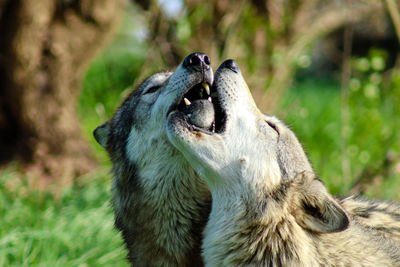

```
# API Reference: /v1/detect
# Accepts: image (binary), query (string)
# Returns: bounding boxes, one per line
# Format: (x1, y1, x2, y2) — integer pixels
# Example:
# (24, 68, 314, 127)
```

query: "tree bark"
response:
(0, 0, 121, 187)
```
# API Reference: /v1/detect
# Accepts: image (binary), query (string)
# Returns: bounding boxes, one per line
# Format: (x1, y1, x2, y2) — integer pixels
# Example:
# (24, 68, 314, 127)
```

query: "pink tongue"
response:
(186, 99, 215, 129)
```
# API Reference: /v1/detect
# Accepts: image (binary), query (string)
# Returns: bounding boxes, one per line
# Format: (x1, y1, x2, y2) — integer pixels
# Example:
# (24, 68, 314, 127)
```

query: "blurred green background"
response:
(1, 0, 399, 266)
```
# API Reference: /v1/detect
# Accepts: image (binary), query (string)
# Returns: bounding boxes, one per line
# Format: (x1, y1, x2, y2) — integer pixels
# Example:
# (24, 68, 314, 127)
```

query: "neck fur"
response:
(202, 173, 316, 266)
(113, 140, 211, 266)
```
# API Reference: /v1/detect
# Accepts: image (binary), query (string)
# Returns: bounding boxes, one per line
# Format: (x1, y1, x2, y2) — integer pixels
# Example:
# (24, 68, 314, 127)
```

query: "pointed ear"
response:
(292, 172, 349, 233)
(93, 121, 110, 148)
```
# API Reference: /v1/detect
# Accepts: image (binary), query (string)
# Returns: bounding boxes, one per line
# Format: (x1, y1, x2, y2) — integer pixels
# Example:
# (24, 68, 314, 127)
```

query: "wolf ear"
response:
(93, 121, 110, 148)
(292, 172, 349, 234)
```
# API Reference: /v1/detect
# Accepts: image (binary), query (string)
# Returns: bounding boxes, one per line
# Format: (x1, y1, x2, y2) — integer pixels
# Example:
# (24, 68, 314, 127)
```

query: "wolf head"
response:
(93, 53, 213, 266)
(167, 59, 348, 235)
(167, 59, 314, 190)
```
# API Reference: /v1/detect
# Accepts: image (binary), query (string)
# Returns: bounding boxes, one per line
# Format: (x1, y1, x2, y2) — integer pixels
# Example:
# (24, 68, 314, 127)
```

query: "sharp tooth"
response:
(208, 97, 212, 103)
(184, 97, 191, 106)
(203, 82, 211, 95)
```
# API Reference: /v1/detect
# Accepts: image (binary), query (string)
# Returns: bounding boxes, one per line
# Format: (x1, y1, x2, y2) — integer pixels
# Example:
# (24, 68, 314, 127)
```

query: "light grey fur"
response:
(340, 196, 400, 244)
(93, 56, 213, 266)
(167, 60, 400, 266)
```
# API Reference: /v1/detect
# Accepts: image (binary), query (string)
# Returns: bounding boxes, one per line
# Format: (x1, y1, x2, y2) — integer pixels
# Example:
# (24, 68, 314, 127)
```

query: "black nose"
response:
(183, 52, 211, 71)
(222, 59, 239, 73)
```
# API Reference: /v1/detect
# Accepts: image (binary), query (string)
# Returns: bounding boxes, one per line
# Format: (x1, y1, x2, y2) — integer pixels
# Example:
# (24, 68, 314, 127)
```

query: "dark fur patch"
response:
(372, 226, 400, 233)
(367, 207, 400, 220)
(269, 181, 288, 203)
(302, 202, 327, 223)
(355, 208, 371, 218)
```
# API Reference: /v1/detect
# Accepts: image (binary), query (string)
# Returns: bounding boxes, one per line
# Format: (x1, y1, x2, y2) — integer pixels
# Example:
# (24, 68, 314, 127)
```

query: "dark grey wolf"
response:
(167, 59, 400, 266)
(93, 53, 214, 266)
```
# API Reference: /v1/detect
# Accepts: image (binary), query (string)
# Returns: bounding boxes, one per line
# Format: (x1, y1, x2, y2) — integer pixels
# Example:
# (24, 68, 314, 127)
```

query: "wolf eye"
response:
(143, 85, 161, 95)
(266, 121, 279, 135)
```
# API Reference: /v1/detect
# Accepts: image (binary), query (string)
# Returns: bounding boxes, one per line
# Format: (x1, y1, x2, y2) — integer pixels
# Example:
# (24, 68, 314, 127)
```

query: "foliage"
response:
(0, 170, 128, 266)
(345, 49, 400, 198)
(138, 0, 383, 112)
(281, 50, 400, 200)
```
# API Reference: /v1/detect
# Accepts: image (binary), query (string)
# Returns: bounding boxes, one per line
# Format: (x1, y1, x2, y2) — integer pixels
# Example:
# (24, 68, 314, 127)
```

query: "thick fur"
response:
(197, 172, 400, 266)
(167, 60, 400, 266)
(94, 55, 213, 266)
(340, 196, 400, 244)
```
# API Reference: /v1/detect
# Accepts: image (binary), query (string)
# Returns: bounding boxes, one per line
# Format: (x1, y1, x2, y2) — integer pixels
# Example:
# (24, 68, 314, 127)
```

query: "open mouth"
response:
(168, 81, 226, 135)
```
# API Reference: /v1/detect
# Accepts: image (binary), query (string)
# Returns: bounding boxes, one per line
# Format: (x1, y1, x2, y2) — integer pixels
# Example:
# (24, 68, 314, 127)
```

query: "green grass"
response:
(0, 169, 128, 267)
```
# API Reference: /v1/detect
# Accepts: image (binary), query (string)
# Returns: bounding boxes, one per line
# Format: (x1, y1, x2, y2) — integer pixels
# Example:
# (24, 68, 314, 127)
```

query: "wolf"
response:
(93, 53, 214, 266)
(167, 59, 400, 266)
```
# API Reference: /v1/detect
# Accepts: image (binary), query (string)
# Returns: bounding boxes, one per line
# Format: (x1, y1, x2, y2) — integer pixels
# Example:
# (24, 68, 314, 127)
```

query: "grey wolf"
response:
(93, 53, 213, 266)
(167, 59, 400, 266)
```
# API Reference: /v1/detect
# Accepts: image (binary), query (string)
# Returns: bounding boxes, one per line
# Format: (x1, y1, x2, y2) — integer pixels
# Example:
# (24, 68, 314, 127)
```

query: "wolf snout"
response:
(183, 52, 211, 72)
(220, 59, 239, 73)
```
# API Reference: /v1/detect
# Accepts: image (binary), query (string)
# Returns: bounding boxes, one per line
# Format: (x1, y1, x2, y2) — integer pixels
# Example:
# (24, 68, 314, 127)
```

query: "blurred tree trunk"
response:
(0, 0, 121, 187)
